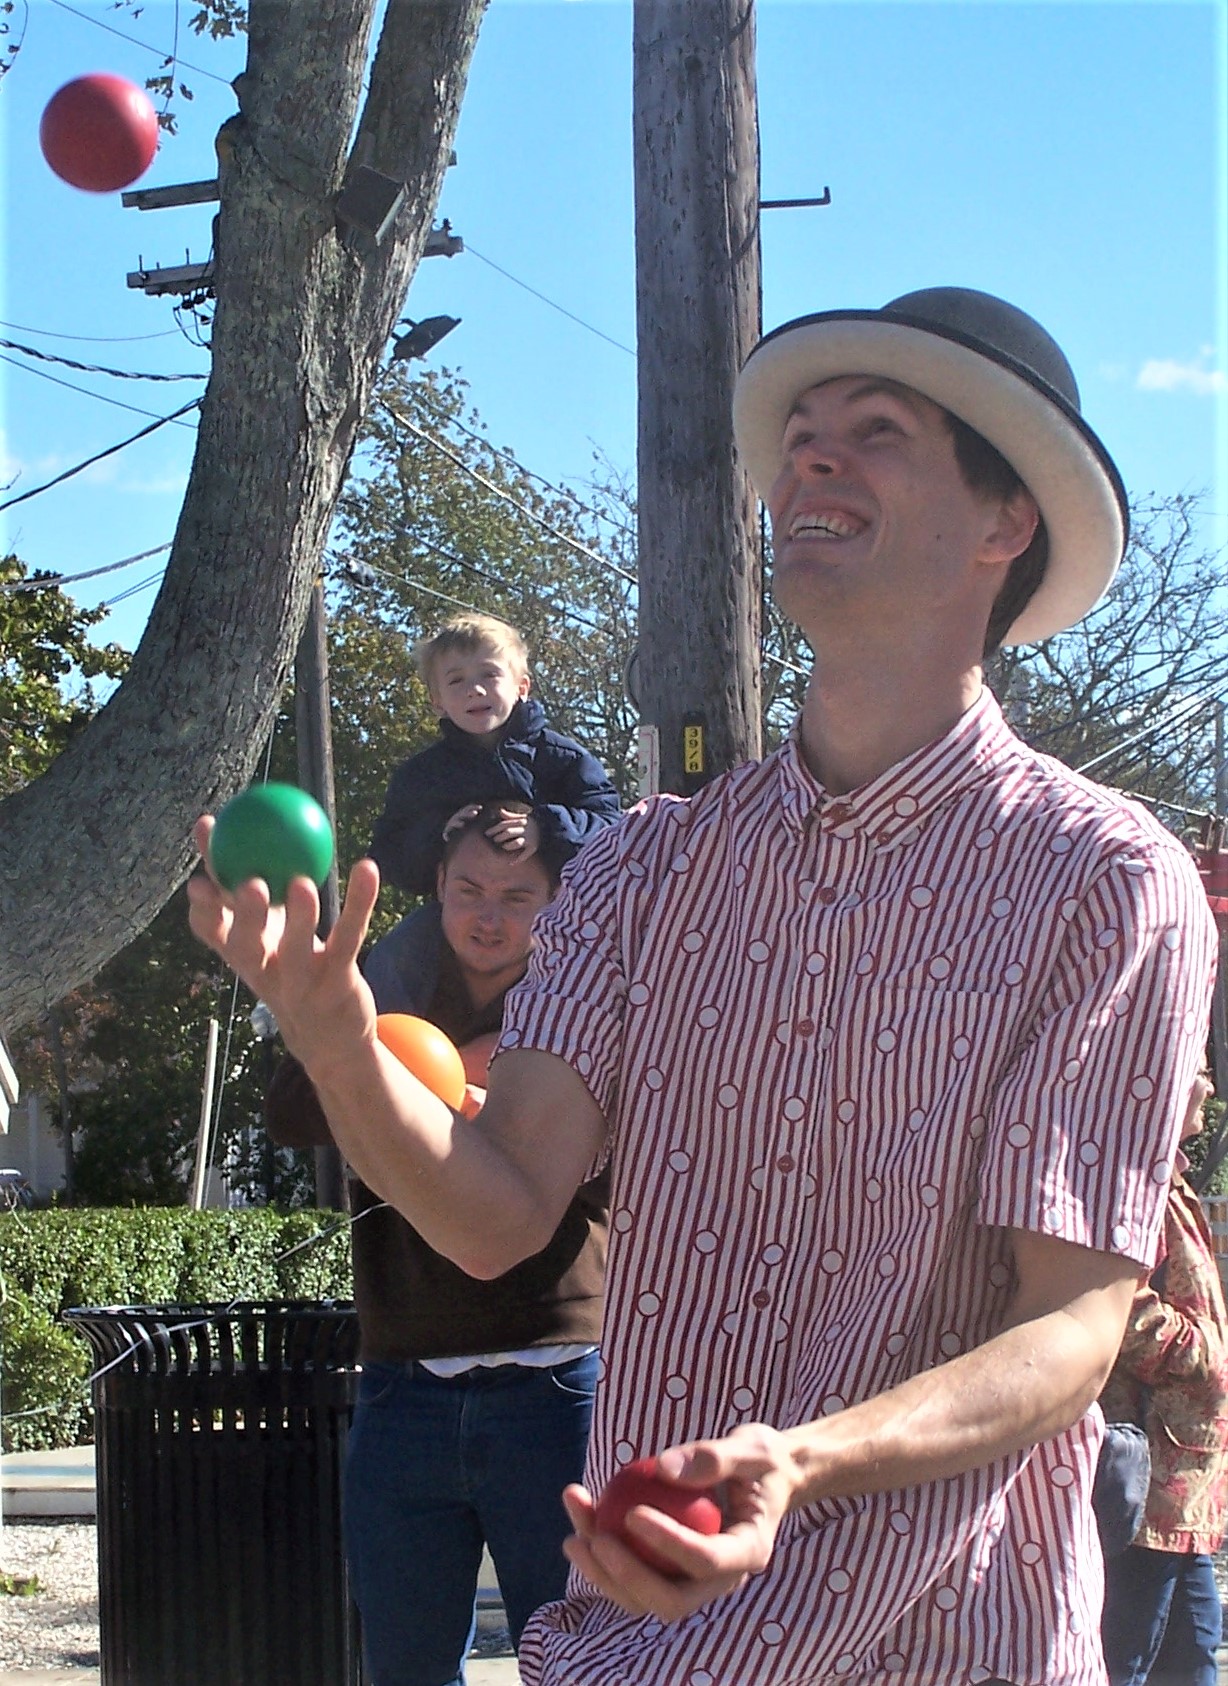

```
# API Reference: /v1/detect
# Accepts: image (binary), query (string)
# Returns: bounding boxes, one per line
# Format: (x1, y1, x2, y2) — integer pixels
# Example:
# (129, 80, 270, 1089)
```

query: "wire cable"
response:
(383, 406, 637, 585)
(0, 543, 172, 593)
(465, 245, 635, 358)
(0, 397, 201, 513)
(405, 389, 637, 541)
(0, 350, 202, 424)
(0, 317, 180, 345)
(47, 0, 234, 85)
(0, 336, 206, 382)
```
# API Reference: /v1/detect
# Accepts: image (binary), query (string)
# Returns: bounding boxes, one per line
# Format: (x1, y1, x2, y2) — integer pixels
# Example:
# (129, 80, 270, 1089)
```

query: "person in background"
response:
(1100, 1060, 1228, 1686)
(369, 612, 621, 898)
(266, 805, 608, 1686)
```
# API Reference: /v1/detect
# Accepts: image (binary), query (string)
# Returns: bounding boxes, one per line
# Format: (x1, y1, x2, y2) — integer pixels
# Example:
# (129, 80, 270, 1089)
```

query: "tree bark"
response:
(633, 0, 763, 794)
(0, 0, 486, 1035)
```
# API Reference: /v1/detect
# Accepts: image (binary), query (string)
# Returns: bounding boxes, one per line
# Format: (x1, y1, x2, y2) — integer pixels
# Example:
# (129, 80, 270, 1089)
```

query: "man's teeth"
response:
(790, 512, 861, 539)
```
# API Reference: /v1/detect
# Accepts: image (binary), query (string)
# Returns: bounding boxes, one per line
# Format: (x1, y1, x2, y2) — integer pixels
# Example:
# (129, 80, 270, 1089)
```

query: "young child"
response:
(369, 613, 622, 896)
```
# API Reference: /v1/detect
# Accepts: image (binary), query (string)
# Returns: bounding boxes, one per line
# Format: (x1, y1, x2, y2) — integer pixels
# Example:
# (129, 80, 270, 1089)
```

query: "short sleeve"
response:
(979, 840, 1217, 1265)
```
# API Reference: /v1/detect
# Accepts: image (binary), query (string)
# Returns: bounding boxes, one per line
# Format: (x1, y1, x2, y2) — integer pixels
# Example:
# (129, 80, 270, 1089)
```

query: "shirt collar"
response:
(776, 687, 1018, 848)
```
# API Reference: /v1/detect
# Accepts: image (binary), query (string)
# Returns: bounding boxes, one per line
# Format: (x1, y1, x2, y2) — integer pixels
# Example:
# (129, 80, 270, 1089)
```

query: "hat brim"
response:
(733, 313, 1128, 645)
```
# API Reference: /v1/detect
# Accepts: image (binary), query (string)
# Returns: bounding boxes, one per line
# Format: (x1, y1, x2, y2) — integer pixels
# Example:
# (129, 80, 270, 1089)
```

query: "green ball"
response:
(208, 783, 334, 904)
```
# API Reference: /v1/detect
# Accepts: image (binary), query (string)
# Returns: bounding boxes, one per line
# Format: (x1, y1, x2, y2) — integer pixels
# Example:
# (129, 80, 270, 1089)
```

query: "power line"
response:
(406, 390, 637, 541)
(465, 245, 635, 358)
(47, 0, 234, 85)
(382, 405, 637, 586)
(98, 569, 166, 610)
(0, 336, 207, 382)
(0, 317, 180, 345)
(0, 350, 202, 425)
(0, 543, 172, 593)
(0, 398, 202, 513)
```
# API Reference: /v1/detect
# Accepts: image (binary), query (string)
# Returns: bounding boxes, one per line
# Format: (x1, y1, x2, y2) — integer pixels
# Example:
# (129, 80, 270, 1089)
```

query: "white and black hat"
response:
(733, 287, 1129, 644)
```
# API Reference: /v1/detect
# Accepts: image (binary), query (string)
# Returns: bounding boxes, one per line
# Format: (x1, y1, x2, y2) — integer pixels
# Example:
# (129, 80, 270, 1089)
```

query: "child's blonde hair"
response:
(413, 614, 530, 696)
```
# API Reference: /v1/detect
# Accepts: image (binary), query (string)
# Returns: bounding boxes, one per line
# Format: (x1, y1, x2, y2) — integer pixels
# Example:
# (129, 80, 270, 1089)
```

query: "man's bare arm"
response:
(187, 819, 605, 1276)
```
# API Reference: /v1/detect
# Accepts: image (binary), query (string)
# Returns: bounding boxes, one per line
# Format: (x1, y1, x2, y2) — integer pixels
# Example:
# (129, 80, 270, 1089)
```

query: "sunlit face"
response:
(766, 376, 1035, 644)
(430, 640, 530, 742)
(437, 830, 554, 997)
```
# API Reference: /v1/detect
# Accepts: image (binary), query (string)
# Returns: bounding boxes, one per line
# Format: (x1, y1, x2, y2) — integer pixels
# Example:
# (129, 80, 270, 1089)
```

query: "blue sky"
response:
(1, 0, 1224, 661)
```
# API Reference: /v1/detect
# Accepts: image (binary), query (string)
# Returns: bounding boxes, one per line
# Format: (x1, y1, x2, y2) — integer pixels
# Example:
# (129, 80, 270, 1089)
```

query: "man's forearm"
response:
(781, 1304, 1111, 1509)
(308, 1042, 548, 1276)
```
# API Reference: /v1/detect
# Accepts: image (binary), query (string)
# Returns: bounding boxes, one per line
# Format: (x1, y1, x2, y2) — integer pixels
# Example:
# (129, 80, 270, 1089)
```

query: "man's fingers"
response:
(193, 814, 216, 864)
(330, 859, 380, 964)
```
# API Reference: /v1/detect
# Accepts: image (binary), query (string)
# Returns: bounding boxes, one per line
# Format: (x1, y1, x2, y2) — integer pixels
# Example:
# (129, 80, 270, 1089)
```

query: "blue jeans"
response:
(343, 1351, 597, 1686)
(1101, 1544, 1222, 1686)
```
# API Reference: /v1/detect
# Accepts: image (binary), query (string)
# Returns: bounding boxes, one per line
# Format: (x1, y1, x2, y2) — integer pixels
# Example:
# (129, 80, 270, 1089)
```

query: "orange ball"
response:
(375, 1014, 466, 1109)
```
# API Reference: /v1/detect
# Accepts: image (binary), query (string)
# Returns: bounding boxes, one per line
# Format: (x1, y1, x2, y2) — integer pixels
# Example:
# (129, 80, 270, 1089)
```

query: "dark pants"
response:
(1101, 1544, 1221, 1686)
(343, 1351, 598, 1686)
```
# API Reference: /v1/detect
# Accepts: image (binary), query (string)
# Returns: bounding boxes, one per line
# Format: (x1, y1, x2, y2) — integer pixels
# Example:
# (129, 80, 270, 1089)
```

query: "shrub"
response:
(0, 1208, 353, 1452)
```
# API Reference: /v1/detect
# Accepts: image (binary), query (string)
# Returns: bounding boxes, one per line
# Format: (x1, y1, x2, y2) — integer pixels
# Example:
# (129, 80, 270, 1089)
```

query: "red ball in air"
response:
(593, 1458, 722, 1579)
(40, 74, 159, 193)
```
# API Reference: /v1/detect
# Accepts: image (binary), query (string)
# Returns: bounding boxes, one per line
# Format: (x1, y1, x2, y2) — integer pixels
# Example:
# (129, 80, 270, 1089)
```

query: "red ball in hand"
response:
(593, 1458, 721, 1578)
(40, 74, 159, 193)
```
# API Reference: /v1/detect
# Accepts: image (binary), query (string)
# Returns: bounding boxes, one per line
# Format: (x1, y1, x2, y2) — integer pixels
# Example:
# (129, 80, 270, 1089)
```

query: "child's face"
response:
(431, 641, 530, 738)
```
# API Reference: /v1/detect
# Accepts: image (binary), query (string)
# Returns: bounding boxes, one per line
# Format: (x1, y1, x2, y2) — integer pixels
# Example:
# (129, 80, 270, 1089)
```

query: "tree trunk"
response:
(0, 0, 487, 1035)
(633, 0, 763, 794)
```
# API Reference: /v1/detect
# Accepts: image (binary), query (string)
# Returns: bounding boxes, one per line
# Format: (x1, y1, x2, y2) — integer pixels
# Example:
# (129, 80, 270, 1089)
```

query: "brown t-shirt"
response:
(265, 946, 607, 1363)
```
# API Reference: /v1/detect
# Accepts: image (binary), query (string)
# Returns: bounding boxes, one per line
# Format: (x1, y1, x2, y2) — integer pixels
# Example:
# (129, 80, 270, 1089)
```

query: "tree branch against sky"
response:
(0, 0, 488, 1036)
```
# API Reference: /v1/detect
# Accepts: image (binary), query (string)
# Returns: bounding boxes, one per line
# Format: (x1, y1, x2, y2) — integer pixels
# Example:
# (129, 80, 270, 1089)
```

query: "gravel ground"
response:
(3, 1520, 1226, 1674)
(0, 1523, 99, 1672)
(0, 1520, 513, 1672)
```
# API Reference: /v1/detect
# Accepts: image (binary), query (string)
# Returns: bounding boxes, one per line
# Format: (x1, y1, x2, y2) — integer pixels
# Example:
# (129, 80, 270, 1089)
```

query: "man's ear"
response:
(436, 863, 447, 901)
(981, 486, 1040, 568)
(517, 670, 531, 701)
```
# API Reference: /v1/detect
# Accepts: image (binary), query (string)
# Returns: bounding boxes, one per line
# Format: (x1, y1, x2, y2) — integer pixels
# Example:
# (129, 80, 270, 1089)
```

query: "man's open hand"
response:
(187, 815, 381, 1078)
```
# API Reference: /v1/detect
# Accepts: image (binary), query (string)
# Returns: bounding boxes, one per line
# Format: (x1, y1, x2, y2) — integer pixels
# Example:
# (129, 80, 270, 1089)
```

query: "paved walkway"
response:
(1, 1446, 520, 1681)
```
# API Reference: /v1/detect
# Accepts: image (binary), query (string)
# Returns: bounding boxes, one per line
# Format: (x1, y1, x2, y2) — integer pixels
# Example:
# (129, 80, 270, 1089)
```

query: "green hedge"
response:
(0, 1208, 353, 1452)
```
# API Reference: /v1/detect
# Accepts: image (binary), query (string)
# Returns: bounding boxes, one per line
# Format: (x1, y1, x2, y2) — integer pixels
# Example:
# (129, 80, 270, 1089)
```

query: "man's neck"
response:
(798, 644, 985, 796)
(460, 962, 527, 1015)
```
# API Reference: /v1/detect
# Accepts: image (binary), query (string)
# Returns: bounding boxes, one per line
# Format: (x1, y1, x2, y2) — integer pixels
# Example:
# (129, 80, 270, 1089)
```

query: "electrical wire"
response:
(465, 245, 635, 358)
(0, 543, 171, 593)
(382, 405, 637, 585)
(0, 397, 201, 513)
(0, 317, 180, 345)
(1075, 694, 1218, 776)
(0, 350, 202, 424)
(47, 0, 234, 85)
(405, 389, 637, 541)
(0, 336, 206, 382)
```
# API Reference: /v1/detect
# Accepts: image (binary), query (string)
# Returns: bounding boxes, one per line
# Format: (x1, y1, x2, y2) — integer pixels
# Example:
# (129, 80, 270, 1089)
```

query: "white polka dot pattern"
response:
(509, 694, 1218, 1686)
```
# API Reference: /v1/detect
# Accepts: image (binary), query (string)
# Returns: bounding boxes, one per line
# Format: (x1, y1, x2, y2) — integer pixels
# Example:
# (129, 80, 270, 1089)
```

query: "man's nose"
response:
(789, 430, 843, 477)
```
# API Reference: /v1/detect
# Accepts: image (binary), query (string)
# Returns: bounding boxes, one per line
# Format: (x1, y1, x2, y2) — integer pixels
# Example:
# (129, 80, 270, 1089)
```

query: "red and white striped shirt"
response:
(503, 688, 1217, 1686)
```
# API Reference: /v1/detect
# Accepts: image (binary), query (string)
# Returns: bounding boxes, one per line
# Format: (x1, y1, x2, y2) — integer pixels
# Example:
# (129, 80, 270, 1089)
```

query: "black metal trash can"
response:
(63, 1301, 366, 1686)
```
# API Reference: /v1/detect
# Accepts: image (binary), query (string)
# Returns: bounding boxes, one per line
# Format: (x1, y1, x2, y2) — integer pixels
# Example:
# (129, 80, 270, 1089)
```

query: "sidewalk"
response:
(1, 1445, 521, 1683)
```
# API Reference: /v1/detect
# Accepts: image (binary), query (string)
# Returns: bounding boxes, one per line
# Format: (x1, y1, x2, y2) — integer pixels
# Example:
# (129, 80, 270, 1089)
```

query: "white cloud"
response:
(1136, 351, 1226, 396)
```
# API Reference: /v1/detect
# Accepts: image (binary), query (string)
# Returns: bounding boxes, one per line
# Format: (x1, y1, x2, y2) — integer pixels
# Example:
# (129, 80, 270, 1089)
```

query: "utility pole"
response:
(295, 580, 346, 1211)
(632, 0, 763, 794)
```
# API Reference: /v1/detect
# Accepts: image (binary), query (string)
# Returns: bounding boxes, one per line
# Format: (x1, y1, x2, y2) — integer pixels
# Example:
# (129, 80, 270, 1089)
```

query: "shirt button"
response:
(776, 1155, 795, 1172)
(796, 1018, 815, 1038)
(818, 887, 837, 906)
(826, 804, 851, 826)
(752, 1290, 771, 1310)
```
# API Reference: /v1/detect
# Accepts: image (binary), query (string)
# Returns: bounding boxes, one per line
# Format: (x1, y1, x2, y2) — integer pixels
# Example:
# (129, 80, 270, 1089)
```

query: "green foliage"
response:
(0, 555, 128, 797)
(0, 1286, 91, 1452)
(0, 1208, 353, 1451)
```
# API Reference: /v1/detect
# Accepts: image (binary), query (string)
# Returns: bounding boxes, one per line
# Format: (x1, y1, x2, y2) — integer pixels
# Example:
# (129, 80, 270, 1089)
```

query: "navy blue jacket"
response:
(369, 697, 622, 895)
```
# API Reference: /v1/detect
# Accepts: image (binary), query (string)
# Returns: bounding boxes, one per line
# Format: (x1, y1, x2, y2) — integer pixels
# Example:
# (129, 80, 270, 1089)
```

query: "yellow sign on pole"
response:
(683, 724, 704, 777)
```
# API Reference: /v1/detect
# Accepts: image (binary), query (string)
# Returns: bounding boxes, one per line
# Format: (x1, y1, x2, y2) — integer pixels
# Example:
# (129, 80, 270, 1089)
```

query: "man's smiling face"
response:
(766, 376, 1023, 646)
